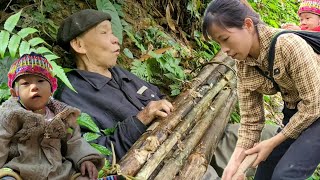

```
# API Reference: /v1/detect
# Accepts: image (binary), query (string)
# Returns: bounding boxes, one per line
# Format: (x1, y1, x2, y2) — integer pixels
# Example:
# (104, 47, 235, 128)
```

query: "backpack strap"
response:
(254, 66, 280, 91)
(253, 29, 320, 92)
(254, 30, 320, 92)
(253, 31, 291, 92)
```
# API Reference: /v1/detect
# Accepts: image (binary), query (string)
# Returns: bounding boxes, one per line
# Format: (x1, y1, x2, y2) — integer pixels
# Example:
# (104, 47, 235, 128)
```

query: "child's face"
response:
(11, 74, 51, 111)
(299, 12, 320, 30)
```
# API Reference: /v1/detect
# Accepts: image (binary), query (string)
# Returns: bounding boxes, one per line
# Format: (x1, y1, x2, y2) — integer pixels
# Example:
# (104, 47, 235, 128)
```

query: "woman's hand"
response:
(244, 140, 275, 167)
(222, 147, 246, 180)
(245, 133, 287, 167)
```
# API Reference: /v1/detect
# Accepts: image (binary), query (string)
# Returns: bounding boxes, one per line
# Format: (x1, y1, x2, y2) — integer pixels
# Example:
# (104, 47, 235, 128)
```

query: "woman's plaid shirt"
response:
(236, 25, 320, 149)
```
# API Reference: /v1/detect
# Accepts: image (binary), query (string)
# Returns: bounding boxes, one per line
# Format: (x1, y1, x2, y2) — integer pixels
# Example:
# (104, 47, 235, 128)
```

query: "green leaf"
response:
(265, 120, 277, 125)
(123, 48, 133, 59)
(171, 89, 180, 96)
(44, 54, 60, 61)
(102, 127, 116, 136)
(77, 113, 100, 133)
(148, 51, 162, 59)
(230, 112, 241, 123)
(268, 19, 279, 28)
(4, 11, 22, 32)
(113, 3, 124, 17)
(97, 0, 123, 44)
(36, 47, 52, 54)
(48, 60, 77, 92)
(83, 132, 101, 142)
(19, 41, 30, 56)
(131, 60, 149, 81)
(0, 83, 10, 103)
(0, 30, 10, 58)
(8, 35, 21, 58)
(30, 48, 36, 53)
(63, 68, 73, 73)
(29, 37, 45, 47)
(98, 160, 111, 178)
(268, 3, 279, 11)
(0, 57, 15, 84)
(17, 27, 38, 39)
(90, 143, 112, 156)
(124, 29, 146, 53)
(263, 95, 271, 103)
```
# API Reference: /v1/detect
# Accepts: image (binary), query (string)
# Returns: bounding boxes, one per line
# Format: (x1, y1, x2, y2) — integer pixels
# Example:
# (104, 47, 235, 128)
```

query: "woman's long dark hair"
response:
(202, 0, 262, 40)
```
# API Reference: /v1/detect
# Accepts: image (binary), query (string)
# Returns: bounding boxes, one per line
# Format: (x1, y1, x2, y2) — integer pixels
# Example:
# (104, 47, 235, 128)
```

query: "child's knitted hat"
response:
(7, 52, 58, 92)
(298, 0, 320, 15)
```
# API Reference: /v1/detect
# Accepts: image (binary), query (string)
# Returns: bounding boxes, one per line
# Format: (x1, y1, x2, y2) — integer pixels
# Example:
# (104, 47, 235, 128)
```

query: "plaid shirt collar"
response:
(243, 24, 282, 68)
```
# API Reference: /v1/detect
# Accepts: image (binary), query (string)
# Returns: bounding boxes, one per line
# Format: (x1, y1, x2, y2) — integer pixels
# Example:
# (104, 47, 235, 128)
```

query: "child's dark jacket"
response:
(0, 97, 104, 180)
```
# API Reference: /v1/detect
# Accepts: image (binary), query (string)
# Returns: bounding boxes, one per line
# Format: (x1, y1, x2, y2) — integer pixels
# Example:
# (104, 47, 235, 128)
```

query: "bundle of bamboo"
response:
(119, 51, 238, 179)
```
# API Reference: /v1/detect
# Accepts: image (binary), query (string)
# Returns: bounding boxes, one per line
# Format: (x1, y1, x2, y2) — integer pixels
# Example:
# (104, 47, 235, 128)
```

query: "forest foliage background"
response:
(0, 0, 300, 101)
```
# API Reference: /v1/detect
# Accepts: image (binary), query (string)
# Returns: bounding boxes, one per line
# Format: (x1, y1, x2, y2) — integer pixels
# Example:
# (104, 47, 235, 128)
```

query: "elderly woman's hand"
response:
(136, 99, 174, 125)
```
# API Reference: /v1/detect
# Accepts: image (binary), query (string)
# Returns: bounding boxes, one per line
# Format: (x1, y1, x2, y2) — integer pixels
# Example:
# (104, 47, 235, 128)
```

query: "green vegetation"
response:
(249, 0, 299, 27)
(77, 113, 113, 177)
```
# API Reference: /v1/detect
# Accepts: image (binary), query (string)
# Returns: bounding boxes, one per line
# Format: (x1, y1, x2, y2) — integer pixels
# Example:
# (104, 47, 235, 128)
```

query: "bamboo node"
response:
(177, 139, 185, 151)
(146, 122, 159, 131)
(133, 149, 149, 164)
(143, 136, 160, 151)
(190, 91, 203, 98)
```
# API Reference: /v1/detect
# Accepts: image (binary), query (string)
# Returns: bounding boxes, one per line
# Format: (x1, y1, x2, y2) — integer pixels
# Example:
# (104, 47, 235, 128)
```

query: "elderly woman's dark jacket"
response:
(55, 66, 164, 160)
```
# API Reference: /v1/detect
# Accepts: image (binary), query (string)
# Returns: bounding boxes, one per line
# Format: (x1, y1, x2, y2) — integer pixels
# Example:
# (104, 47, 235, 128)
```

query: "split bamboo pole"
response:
(136, 77, 236, 179)
(176, 89, 238, 180)
(153, 79, 236, 180)
(119, 66, 236, 175)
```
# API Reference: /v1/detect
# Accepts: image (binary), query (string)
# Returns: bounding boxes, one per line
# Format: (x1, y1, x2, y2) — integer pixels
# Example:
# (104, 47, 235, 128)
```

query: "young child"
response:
(282, 0, 320, 31)
(0, 52, 104, 180)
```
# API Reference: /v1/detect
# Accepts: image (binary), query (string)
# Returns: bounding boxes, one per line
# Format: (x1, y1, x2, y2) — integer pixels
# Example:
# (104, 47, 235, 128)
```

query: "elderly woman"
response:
(55, 9, 174, 161)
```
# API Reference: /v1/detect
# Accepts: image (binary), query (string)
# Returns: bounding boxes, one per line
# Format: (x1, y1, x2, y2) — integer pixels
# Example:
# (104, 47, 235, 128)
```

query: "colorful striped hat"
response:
(298, 0, 320, 15)
(7, 52, 58, 92)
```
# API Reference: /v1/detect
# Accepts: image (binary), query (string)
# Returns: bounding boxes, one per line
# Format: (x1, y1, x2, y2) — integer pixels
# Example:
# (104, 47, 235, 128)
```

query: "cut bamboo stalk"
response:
(173, 52, 232, 105)
(176, 90, 238, 180)
(152, 80, 236, 180)
(119, 69, 235, 176)
(147, 160, 165, 180)
(120, 56, 233, 152)
(135, 77, 236, 179)
(152, 92, 231, 180)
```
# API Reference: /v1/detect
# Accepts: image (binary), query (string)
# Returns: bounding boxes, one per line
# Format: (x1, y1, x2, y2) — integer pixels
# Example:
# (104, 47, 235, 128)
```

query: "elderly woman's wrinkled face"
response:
(80, 20, 120, 69)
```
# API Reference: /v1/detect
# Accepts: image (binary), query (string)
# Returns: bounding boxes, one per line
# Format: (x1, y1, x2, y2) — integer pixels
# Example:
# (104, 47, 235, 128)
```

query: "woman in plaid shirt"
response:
(203, 0, 320, 179)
